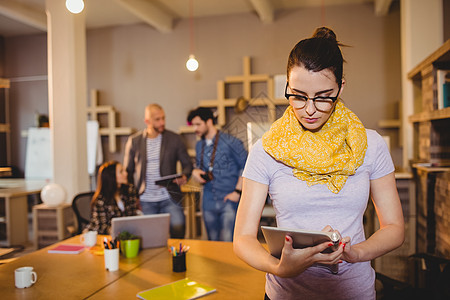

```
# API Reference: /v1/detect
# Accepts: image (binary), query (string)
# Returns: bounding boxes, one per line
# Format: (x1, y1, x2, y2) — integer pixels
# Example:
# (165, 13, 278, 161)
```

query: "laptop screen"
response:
(111, 213, 170, 248)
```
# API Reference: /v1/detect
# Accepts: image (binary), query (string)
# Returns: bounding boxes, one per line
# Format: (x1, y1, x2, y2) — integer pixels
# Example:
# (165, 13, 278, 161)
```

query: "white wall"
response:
(5, 3, 404, 172)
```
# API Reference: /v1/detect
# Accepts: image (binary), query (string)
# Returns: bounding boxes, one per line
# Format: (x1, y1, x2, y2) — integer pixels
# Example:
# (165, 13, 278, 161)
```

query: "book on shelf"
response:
(136, 278, 216, 300)
(48, 244, 85, 254)
(437, 70, 450, 109)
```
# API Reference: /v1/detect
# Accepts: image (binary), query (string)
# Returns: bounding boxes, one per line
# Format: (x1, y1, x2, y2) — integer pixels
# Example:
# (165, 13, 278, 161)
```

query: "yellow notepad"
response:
(136, 278, 216, 300)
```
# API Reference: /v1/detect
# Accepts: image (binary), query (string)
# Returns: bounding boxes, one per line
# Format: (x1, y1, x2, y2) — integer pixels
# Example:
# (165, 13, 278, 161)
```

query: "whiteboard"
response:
(25, 122, 103, 179)
(87, 120, 103, 175)
(25, 127, 53, 180)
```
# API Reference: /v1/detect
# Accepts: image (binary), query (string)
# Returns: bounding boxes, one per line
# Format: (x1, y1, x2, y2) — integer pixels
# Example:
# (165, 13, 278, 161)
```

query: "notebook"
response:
(111, 214, 170, 249)
(137, 278, 216, 300)
(48, 244, 85, 254)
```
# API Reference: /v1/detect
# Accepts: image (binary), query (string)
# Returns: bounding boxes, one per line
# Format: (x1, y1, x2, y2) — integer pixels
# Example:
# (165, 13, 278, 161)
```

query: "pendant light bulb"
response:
(66, 0, 85, 14)
(186, 55, 199, 72)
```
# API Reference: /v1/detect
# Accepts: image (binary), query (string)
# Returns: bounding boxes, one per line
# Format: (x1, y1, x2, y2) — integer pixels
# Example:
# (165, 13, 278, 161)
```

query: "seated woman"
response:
(85, 160, 140, 234)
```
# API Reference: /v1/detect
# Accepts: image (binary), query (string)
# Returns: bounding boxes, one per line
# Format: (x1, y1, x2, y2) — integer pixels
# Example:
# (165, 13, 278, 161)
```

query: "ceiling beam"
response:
(115, 0, 173, 33)
(374, 0, 393, 16)
(0, 0, 46, 31)
(249, 0, 274, 23)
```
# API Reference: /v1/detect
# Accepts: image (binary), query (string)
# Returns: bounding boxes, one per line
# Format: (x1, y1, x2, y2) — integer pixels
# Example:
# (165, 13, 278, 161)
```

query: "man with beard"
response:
(187, 107, 247, 241)
(124, 104, 192, 238)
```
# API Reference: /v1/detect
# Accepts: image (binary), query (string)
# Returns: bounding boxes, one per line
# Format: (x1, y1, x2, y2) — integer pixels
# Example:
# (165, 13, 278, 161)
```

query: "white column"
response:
(401, 0, 444, 170)
(46, 0, 89, 202)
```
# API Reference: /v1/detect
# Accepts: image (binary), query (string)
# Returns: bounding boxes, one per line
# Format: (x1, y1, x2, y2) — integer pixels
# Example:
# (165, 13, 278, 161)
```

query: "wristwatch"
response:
(234, 189, 242, 195)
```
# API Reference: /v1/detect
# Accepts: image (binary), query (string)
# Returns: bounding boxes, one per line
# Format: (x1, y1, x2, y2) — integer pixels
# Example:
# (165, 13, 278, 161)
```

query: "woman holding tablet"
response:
(233, 27, 404, 299)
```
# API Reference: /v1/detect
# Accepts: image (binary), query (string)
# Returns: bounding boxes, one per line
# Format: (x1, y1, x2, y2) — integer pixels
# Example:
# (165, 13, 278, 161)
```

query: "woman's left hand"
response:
(340, 236, 360, 263)
(320, 225, 356, 263)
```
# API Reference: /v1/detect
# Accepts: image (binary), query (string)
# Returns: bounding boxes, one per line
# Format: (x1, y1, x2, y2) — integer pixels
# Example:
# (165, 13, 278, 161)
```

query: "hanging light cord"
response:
(189, 0, 195, 55)
(321, 0, 326, 26)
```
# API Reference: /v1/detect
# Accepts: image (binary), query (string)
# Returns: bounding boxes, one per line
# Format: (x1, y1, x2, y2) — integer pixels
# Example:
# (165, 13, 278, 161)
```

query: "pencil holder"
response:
(172, 252, 186, 272)
(104, 248, 119, 271)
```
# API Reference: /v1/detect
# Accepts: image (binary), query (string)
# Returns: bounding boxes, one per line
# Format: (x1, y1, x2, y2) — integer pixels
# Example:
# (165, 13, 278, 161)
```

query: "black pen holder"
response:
(172, 253, 186, 272)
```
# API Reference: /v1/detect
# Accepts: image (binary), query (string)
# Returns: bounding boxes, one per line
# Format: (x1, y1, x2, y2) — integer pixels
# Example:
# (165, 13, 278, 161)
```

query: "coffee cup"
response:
(80, 231, 98, 247)
(15, 267, 37, 288)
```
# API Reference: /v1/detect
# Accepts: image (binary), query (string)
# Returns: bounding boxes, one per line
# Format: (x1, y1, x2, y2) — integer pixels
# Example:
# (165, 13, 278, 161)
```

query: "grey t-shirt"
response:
(243, 129, 394, 300)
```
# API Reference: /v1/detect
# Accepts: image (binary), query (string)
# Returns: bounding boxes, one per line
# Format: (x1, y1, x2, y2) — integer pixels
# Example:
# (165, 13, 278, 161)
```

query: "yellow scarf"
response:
(262, 102, 367, 193)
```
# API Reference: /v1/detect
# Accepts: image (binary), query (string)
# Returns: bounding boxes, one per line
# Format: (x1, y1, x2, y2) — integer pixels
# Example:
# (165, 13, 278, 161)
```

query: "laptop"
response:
(111, 214, 170, 249)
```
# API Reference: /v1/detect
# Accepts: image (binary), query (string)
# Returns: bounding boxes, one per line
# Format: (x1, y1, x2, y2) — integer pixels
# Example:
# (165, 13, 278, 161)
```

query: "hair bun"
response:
(312, 27, 337, 42)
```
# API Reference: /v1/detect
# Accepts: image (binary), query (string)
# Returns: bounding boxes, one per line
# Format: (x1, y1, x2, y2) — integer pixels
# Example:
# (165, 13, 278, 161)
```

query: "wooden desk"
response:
(0, 236, 266, 299)
(0, 179, 46, 246)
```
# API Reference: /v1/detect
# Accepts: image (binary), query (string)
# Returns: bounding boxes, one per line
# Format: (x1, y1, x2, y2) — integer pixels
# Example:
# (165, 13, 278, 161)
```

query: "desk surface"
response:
(0, 236, 266, 299)
(0, 179, 46, 197)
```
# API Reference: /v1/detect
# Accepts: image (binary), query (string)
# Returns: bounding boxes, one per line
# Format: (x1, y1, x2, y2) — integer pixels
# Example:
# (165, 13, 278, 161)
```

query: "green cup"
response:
(120, 239, 140, 258)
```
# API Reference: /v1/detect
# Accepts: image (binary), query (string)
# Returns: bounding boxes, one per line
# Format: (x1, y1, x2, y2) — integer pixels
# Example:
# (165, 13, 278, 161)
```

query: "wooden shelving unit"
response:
(409, 106, 450, 123)
(0, 78, 11, 167)
(408, 39, 450, 260)
(408, 40, 450, 164)
(178, 57, 288, 238)
(32, 203, 75, 249)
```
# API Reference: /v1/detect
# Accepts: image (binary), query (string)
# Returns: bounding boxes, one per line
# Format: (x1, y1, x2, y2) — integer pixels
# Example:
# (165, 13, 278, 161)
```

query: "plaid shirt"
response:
(86, 184, 139, 234)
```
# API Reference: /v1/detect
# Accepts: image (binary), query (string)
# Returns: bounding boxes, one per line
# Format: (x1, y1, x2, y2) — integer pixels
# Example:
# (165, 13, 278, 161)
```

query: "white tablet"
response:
(155, 173, 182, 186)
(261, 226, 341, 258)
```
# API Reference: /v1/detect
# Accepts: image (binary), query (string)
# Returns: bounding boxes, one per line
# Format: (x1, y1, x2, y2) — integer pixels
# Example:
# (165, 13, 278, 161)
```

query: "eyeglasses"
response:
(284, 82, 340, 112)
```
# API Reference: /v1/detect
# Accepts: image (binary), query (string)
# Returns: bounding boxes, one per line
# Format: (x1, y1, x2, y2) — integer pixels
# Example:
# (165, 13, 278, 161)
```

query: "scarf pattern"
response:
(262, 102, 367, 193)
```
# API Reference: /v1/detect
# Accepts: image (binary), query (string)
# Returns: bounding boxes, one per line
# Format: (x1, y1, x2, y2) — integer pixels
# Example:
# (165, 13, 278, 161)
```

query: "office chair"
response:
(72, 191, 94, 234)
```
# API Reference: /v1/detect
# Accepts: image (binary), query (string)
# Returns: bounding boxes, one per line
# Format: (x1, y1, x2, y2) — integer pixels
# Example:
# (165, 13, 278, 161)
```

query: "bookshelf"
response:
(0, 78, 10, 167)
(33, 203, 75, 249)
(407, 39, 450, 258)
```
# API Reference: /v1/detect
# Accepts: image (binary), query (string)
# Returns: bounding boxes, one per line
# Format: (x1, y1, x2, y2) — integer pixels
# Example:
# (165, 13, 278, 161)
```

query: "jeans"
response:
(140, 199, 185, 239)
(203, 200, 238, 241)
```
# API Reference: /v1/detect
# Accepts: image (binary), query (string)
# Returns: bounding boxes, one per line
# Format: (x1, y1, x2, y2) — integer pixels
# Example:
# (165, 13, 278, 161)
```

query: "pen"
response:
(103, 237, 114, 249)
(104, 237, 110, 249)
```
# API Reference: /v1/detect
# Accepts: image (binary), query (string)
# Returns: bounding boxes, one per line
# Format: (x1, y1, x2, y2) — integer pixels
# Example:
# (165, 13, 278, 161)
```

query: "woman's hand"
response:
(320, 225, 357, 263)
(340, 236, 361, 263)
(275, 235, 345, 278)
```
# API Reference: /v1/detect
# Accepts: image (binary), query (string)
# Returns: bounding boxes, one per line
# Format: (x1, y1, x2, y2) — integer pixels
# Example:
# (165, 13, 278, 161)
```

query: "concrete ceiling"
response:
(0, 0, 394, 37)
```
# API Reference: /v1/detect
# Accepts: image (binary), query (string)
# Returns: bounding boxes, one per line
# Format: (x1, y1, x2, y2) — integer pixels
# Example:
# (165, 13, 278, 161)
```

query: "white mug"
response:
(80, 231, 98, 247)
(15, 267, 37, 288)
(104, 248, 119, 271)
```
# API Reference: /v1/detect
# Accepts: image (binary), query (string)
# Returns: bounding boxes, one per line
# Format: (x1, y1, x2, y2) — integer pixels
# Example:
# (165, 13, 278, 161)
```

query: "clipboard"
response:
(155, 173, 183, 186)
